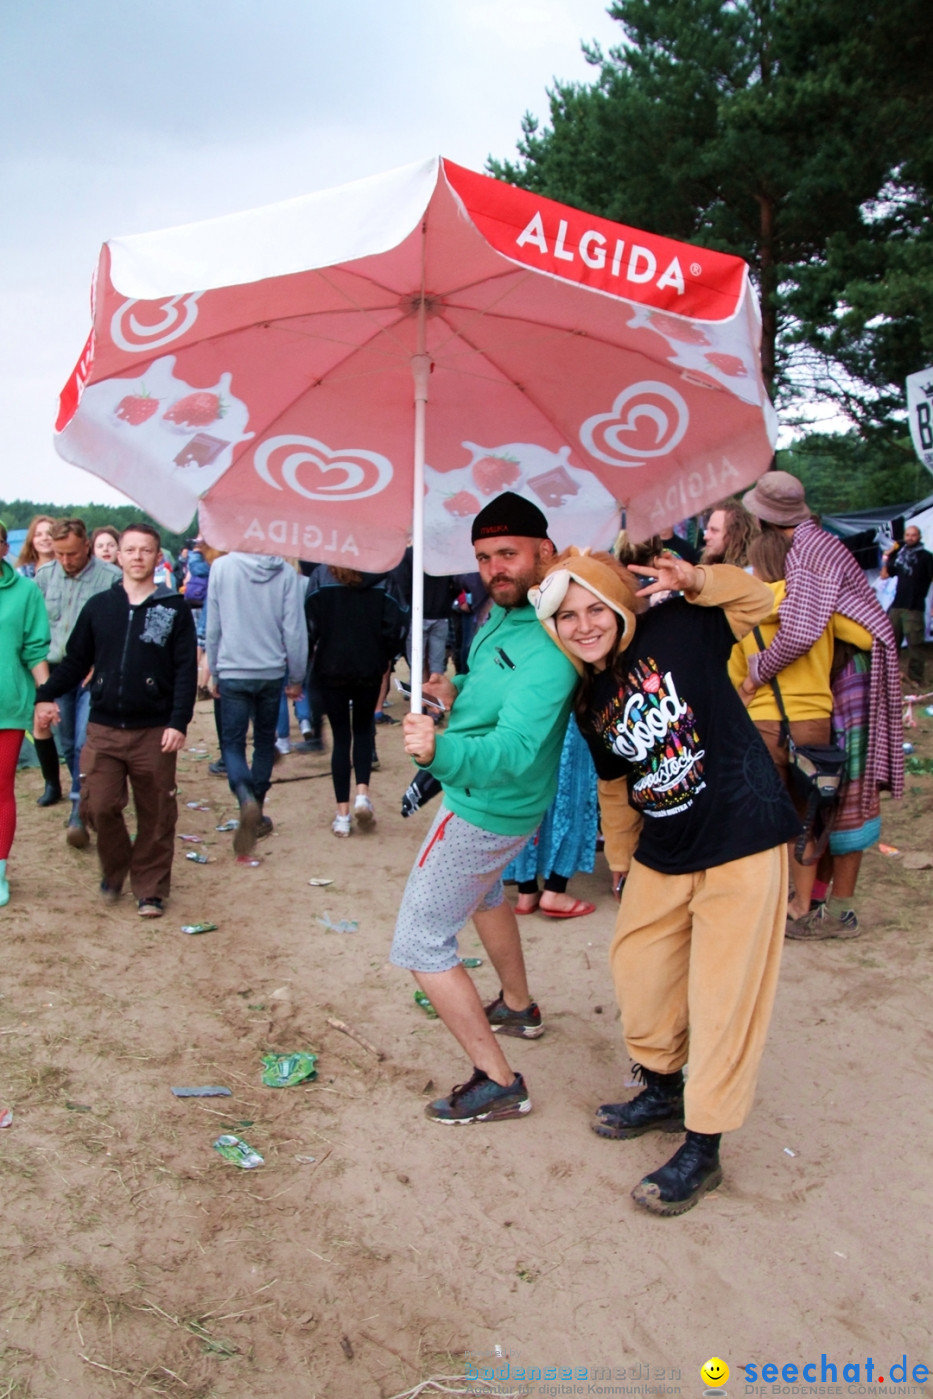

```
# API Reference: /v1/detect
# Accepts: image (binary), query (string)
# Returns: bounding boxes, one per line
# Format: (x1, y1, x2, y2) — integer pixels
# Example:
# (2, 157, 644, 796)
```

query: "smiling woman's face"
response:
(554, 580, 619, 670)
(33, 522, 55, 557)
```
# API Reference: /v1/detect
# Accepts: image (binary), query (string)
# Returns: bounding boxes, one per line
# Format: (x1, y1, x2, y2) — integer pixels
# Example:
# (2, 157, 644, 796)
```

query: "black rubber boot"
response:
(233, 785, 261, 856)
(256, 798, 273, 840)
(34, 738, 62, 806)
(592, 1064, 685, 1139)
(631, 1130, 723, 1216)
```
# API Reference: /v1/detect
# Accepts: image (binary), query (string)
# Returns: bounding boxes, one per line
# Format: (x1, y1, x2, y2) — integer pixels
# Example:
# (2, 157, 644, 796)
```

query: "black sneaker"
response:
(593, 1065, 685, 1139)
(294, 737, 325, 753)
(256, 815, 274, 840)
(425, 1068, 531, 1124)
(138, 898, 164, 919)
(484, 991, 544, 1039)
(100, 880, 122, 903)
(631, 1130, 723, 1216)
(208, 759, 227, 777)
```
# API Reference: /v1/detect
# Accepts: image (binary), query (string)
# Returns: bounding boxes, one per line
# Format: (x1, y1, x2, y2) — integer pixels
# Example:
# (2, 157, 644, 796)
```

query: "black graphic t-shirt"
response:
(582, 598, 800, 875)
(892, 545, 933, 612)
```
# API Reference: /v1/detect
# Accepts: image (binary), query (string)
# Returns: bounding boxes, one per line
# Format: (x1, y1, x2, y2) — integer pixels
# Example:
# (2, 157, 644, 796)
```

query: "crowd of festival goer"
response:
(0, 472, 925, 1215)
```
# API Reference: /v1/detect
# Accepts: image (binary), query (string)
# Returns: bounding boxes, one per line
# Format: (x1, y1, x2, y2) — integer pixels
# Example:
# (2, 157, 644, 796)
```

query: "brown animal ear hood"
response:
(529, 546, 639, 673)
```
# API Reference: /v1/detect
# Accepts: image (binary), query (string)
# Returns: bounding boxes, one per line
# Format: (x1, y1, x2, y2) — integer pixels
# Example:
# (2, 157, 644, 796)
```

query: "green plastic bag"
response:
(260, 1052, 318, 1088)
(213, 1134, 263, 1169)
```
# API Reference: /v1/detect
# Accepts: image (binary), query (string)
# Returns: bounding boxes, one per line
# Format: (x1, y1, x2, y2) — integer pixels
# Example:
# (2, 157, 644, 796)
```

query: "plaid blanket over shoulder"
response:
(747, 520, 903, 811)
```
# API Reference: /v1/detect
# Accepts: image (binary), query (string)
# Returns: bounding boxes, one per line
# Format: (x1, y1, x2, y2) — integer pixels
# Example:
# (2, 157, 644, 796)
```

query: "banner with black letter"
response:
(906, 367, 933, 475)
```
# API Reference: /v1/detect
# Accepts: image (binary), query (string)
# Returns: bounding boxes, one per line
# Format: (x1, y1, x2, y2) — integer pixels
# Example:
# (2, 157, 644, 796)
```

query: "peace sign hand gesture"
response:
(628, 555, 703, 599)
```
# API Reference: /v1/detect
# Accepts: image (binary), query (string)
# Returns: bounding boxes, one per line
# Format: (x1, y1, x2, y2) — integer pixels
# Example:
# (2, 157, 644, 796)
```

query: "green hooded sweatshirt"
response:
(0, 560, 50, 730)
(423, 601, 577, 835)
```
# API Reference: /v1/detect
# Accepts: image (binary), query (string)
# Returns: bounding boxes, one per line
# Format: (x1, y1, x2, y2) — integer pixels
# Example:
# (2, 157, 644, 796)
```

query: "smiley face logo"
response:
(701, 1358, 729, 1387)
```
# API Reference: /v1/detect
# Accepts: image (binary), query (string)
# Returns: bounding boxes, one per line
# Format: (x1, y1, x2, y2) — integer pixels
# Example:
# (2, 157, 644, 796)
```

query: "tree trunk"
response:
(756, 191, 777, 400)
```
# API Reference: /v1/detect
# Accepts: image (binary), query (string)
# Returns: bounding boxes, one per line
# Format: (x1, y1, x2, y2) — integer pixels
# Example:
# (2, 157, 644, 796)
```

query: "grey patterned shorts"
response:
(391, 805, 530, 973)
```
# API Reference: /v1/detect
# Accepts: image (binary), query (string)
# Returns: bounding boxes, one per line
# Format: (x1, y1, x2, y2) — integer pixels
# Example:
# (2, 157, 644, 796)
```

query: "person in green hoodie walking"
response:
(391, 493, 578, 1125)
(0, 521, 51, 906)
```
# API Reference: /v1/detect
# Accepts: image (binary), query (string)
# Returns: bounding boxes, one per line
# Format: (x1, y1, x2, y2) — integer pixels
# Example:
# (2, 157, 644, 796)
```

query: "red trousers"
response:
(0, 729, 23, 860)
(81, 723, 178, 901)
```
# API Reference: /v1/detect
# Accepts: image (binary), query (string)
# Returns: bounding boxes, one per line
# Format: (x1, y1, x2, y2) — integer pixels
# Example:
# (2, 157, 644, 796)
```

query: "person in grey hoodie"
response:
(206, 553, 307, 855)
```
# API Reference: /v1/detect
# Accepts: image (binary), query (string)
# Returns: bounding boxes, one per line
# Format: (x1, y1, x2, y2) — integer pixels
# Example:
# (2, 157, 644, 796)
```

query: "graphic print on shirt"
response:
(140, 605, 176, 648)
(597, 657, 705, 817)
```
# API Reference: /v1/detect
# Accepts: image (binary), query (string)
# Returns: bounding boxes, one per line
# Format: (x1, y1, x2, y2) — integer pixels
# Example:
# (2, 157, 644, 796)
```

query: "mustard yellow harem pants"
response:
(610, 845, 788, 1135)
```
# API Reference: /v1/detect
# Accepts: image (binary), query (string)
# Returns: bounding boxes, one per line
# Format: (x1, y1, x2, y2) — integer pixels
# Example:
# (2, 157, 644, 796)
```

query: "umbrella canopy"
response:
(55, 156, 776, 576)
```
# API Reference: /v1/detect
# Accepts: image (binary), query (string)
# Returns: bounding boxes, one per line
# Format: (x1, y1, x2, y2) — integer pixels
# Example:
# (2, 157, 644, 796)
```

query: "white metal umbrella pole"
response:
(409, 283, 430, 716)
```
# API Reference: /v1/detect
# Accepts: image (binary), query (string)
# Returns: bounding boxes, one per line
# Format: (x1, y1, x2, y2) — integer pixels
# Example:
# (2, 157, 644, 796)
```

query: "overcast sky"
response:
(1, 0, 628, 508)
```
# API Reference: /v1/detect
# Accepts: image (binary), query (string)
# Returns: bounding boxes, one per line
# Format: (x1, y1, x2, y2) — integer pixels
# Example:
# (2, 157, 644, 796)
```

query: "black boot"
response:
(34, 738, 62, 807)
(233, 784, 261, 856)
(592, 1064, 685, 1139)
(256, 799, 274, 840)
(631, 1130, 723, 1216)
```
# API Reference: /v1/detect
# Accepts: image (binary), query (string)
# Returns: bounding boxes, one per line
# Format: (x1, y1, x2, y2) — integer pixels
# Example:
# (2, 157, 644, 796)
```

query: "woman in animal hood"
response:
(530, 546, 799, 1217)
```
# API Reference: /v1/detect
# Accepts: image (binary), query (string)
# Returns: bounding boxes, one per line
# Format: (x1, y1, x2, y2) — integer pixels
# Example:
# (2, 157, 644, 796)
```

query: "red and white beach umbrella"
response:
(55, 156, 776, 694)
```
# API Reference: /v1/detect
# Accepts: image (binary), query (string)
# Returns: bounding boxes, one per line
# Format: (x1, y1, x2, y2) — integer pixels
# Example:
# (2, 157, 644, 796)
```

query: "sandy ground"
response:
(2, 692, 933, 1399)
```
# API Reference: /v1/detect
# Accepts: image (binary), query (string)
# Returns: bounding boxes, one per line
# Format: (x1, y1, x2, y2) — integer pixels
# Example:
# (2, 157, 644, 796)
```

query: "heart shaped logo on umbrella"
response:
(110, 294, 203, 353)
(253, 434, 393, 501)
(580, 381, 689, 467)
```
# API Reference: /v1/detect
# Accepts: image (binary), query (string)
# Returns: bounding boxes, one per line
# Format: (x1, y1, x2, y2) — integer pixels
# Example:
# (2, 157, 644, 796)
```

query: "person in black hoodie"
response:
(305, 566, 408, 836)
(393, 546, 457, 682)
(35, 524, 197, 917)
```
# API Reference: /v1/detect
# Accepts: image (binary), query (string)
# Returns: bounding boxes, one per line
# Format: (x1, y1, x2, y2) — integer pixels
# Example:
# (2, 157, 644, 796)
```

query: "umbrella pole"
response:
(410, 318, 431, 716)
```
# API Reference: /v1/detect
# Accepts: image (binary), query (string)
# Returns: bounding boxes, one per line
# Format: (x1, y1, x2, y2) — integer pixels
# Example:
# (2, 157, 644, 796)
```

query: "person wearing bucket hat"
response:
(531, 545, 800, 1215)
(741, 470, 903, 939)
(741, 470, 813, 528)
(390, 492, 578, 1126)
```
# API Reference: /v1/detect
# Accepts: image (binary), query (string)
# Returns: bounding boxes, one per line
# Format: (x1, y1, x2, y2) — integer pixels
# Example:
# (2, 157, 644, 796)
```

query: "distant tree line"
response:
(777, 432, 932, 515)
(0, 499, 196, 558)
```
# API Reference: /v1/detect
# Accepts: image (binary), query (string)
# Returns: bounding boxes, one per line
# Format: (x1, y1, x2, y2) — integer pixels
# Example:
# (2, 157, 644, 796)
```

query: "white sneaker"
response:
(274, 736, 291, 756)
(332, 813, 351, 838)
(354, 794, 375, 828)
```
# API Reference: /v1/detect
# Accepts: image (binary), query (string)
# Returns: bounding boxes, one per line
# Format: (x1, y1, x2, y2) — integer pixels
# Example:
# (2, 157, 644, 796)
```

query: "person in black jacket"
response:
(393, 546, 457, 682)
(880, 523, 933, 685)
(34, 524, 197, 917)
(305, 566, 408, 836)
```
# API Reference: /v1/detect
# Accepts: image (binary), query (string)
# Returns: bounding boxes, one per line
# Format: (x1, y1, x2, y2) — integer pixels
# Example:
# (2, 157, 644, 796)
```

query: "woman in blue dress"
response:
(503, 713, 599, 918)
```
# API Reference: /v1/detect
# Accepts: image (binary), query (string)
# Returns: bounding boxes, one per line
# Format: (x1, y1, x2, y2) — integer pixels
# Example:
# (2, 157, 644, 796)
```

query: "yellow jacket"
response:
(728, 580, 872, 722)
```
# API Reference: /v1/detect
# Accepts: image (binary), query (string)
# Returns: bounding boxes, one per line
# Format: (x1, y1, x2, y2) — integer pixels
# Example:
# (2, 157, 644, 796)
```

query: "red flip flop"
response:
(515, 897, 541, 915)
(539, 899, 596, 919)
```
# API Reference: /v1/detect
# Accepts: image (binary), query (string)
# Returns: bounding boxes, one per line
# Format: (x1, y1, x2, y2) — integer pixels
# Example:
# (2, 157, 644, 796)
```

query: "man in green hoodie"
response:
(391, 492, 578, 1125)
